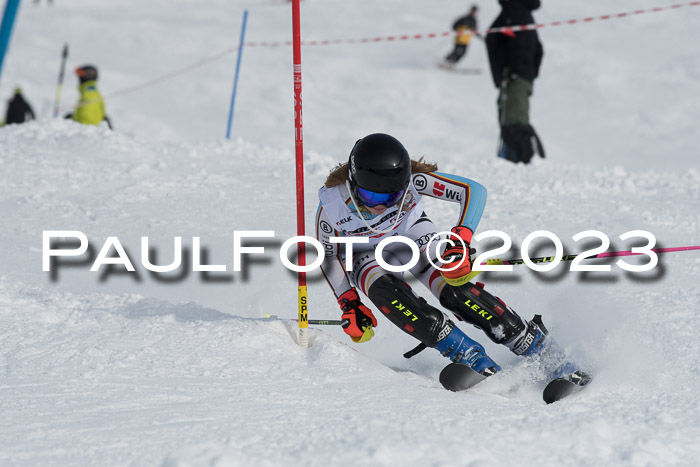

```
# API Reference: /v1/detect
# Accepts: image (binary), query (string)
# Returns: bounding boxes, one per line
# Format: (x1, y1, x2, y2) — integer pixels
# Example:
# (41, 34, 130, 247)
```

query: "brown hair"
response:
(324, 157, 439, 188)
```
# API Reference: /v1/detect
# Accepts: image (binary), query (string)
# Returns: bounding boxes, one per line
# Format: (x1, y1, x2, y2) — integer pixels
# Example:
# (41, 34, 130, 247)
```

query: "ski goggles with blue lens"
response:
(356, 187, 405, 207)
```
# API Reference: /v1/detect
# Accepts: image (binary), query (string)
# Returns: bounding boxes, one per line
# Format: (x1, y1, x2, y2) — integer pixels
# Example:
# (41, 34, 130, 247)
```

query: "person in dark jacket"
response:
(486, 0, 544, 164)
(441, 5, 479, 69)
(3, 87, 35, 126)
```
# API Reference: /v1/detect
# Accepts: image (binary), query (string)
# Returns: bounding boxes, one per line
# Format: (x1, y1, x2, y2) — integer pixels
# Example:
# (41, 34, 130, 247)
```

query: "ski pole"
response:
(479, 246, 700, 266)
(488, 245, 700, 266)
(264, 314, 342, 326)
(462, 245, 700, 282)
(53, 43, 68, 118)
(268, 246, 699, 323)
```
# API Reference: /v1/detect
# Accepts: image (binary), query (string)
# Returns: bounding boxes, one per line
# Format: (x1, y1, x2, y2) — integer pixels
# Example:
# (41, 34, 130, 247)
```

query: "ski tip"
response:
(439, 363, 486, 392)
(543, 379, 577, 404)
(436, 64, 482, 74)
(543, 372, 592, 404)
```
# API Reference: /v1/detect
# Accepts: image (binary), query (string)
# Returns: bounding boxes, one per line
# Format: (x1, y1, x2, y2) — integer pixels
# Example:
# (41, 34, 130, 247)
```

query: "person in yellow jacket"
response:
(65, 65, 112, 129)
(440, 5, 480, 69)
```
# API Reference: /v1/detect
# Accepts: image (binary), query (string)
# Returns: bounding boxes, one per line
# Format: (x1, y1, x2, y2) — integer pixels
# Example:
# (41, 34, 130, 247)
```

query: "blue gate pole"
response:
(226, 9, 248, 139)
(0, 0, 22, 82)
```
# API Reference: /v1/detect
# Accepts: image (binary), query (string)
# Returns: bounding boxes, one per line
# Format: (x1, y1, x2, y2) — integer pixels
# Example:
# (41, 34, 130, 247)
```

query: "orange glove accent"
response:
(338, 289, 378, 342)
(440, 226, 475, 287)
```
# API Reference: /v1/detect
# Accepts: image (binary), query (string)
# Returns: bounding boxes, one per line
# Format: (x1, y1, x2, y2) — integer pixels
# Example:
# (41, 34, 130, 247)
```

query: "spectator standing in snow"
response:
(65, 64, 112, 129)
(440, 5, 480, 69)
(486, 0, 544, 164)
(2, 87, 35, 126)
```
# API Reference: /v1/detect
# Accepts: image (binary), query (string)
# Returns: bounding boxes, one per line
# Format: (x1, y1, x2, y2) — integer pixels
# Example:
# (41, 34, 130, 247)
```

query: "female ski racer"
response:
(315, 133, 563, 385)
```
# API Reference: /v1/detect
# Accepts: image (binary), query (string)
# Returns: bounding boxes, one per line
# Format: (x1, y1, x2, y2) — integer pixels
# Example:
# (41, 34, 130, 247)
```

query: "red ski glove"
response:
(440, 226, 476, 287)
(338, 289, 378, 343)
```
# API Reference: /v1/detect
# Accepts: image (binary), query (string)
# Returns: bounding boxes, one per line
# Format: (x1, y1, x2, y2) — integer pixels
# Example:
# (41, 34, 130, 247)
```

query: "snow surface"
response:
(1, 0, 699, 466)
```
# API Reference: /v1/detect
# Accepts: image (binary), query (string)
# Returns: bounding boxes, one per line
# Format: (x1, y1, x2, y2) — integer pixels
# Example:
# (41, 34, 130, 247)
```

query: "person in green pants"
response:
(486, 0, 544, 164)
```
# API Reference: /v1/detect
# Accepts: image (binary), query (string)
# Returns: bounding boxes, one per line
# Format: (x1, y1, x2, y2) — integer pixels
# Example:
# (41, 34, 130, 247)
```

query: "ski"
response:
(447, 68, 482, 75)
(437, 63, 482, 74)
(439, 363, 487, 391)
(542, 370, 591, 404)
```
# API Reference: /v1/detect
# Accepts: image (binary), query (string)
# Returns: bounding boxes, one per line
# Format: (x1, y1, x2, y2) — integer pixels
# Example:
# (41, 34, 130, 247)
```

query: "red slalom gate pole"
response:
(291, 0, 309, 347)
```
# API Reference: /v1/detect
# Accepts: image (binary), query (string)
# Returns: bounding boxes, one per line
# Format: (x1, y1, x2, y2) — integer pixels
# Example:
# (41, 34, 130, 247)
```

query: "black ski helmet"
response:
(75, 65, 98, 83)
(348, 133, 411, 194)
